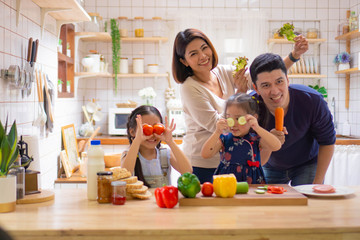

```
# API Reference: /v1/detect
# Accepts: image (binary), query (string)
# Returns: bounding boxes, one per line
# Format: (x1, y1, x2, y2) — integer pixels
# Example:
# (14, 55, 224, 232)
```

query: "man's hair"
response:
(249, 53, 287, 86)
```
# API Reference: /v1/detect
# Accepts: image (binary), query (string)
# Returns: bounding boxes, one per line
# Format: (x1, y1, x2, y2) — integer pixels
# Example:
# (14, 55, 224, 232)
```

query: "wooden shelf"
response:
(335, 67, 360, 74)
(57, 52, 74, 64)
(288, 74, 327, 78)
(267, 38, 326, 44)
(75, 72, 168, 79)
(335, 30, 360, 40)
(75, 32, 168, 43)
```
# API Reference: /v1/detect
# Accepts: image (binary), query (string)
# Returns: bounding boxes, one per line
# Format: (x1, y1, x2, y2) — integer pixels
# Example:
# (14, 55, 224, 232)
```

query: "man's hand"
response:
(269, 127, 288, 145)
(292, 35, 308, 59)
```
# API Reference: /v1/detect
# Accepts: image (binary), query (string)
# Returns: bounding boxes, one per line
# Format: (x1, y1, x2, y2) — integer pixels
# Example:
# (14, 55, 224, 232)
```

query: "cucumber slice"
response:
(227, 118, 235, 127)
(238, 116, 247, 125)
(255, 189, 266, 194)
(257, 185, 268, 190)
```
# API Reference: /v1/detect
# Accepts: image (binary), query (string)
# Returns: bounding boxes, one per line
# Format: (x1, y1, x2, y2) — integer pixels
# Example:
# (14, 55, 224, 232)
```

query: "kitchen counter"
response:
(1, 187, 359, 240)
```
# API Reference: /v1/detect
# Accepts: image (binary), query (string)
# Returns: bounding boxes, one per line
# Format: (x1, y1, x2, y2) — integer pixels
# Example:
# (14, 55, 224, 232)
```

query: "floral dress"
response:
(214, 132, 266, 184)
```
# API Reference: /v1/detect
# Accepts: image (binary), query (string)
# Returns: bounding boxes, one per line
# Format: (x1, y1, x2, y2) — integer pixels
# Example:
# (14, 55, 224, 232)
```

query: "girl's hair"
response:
(126, 105, 163, 187)
(172, 28, 218, 83)
(224, 93, 269, 128)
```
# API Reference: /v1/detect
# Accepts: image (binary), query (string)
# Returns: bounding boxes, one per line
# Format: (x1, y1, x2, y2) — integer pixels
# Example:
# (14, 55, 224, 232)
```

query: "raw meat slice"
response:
(312, 185, 336, 193)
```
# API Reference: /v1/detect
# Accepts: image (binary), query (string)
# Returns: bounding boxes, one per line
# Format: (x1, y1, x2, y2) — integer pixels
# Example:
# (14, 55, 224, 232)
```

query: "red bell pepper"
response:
(154, 186, 178, 208)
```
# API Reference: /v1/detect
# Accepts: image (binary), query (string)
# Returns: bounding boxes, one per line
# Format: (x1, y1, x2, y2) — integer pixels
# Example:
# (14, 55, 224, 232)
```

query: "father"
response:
(249, 53, 336, 186)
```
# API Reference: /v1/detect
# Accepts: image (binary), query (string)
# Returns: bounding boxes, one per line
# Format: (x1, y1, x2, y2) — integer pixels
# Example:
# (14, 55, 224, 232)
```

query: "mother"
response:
(172, 28, 308, 183)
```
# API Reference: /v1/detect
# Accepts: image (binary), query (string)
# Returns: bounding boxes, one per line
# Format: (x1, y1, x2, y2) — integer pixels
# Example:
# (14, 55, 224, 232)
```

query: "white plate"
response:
(309, 57, 314, 74)
(304, 57, 309, 73)
(313, 57, 318, 74)
(300, 58, 306, 74)
(293, 184, 355, 197)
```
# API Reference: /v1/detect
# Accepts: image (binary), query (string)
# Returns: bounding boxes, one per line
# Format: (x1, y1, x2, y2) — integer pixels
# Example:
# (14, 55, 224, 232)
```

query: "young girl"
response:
(201, 93, 281, 184)
(121, 105, 192, 188)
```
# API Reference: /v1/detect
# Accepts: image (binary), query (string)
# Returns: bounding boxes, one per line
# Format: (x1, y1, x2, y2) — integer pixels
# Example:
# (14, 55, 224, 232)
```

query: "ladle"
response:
(33, 69, 47, 127)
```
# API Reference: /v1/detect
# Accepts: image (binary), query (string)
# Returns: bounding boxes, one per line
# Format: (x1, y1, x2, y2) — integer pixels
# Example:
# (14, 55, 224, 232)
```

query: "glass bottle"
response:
(111, 181, 127, 205)
(117, 16, 129, 37)
(152, 16, 163, 37)
(85, 12, 101, 32)
(97, 171, 113, 204)
(87, 140, 105, 200)
(134, 16, 144, 37)
(8, 163, 25, 199)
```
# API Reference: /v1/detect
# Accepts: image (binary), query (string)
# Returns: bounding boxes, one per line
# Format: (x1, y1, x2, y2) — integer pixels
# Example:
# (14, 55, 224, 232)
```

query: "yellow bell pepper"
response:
(213, 174, 237, 198)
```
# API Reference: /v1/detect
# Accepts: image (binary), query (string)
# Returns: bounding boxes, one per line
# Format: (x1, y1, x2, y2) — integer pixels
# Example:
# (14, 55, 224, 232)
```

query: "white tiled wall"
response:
(1, 0, 360, 189)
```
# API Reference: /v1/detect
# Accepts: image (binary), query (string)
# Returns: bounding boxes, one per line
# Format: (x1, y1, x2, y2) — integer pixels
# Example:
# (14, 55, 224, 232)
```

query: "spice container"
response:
(293, 27, 303, 36)
(147, 64, 159, 73)
(97, 171, 113, 203)
(272, 28, 283, 39)
(111, 181, 127, 205)
(152, 16, 163, 37)
(8, 164, 25, 200)
(306, 28, 318, 39)
(133, 58, 144, 73)
(134, 17, 144, 37)
(85, 12, 101, 32)
(117, 16, 129, 37)
(119, 58, 129, 74)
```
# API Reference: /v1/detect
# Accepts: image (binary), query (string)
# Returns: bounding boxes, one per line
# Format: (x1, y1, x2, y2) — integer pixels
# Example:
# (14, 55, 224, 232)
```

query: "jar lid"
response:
(97, 171, 113, 176)
(152, 16, 162, 20)
(147, 64, 158, 66)
(134, 16, 144, 20)
(88, 12, 100, 17)
(120, 57, 128, 59)
(89, 50, 98, 54)
(91, 140, 100, 145)
(306, 28, 318, 31)
(111, 181, 127, 186)
(133, 58, 144, 60)
(118, 16, 128, 20)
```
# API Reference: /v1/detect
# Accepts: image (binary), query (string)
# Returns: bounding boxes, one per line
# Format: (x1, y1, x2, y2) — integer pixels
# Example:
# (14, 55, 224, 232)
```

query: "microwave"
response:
(108, 108, 134, 135)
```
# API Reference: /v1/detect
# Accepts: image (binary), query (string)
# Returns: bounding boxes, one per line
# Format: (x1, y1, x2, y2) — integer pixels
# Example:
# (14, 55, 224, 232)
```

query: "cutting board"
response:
(16, 190, 54, 204)
(179, 184, 307, 206)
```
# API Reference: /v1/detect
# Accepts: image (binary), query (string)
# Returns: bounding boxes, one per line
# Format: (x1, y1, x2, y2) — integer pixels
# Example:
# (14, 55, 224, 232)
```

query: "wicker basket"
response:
(116, 100, 137, 108)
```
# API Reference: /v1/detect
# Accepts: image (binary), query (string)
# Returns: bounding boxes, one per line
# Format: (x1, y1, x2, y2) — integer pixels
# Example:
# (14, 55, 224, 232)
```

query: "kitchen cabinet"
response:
(58, 24, 75, 98)
(334, 30, 360, 109)
(267, 38, 327, 79)
(75, 32, 168, 80)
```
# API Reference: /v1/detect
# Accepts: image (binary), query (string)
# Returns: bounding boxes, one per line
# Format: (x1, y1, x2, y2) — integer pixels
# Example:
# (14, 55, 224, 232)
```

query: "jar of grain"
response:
(134, 17, 144, 37)
(97, 171, 113, 203)
(306, 28, 318, 39)
(117, 16, 129, 37)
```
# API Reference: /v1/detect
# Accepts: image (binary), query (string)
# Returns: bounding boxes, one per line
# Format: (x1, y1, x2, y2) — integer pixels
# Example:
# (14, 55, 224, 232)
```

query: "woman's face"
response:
(180, 38, 213, 75)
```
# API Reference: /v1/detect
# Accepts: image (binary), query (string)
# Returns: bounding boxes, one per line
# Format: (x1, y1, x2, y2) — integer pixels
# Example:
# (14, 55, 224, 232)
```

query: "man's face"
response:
(254, 69, 290, 114)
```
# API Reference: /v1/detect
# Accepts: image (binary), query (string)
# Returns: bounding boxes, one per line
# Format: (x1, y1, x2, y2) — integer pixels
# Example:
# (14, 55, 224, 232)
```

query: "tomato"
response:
(201, 182, 214, 197)
(142, 124, 154, 136)
(153, 123, 165, 135)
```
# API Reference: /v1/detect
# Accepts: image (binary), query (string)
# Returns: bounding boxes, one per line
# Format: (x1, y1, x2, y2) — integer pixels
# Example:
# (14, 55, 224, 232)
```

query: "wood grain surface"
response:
(1, 187, 359, 240)
(179, 184, 307, 206)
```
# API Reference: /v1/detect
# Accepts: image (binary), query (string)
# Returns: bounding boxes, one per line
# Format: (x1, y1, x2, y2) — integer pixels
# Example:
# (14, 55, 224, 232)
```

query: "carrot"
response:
(275, 107, 284, 131)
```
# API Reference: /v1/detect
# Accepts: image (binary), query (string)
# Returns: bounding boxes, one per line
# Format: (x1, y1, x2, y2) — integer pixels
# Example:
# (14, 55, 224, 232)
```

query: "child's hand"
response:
(155, 116, 174, 143)
(134, 114, 151, 142)
(245, 114, 259, 130)
(216, 119, 228, 134)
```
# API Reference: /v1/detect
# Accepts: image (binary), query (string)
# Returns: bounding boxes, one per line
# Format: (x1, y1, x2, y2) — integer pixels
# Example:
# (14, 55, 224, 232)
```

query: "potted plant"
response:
(138, 87, 157, 106)
(308, 84, 328, 99)
(110, 18, 121, 95)
(334, 52, 351, 71)
(0, 119, 19, 213)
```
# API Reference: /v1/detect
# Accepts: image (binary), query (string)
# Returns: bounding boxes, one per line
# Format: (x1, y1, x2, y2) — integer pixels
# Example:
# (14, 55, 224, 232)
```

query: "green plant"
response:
(308, 84, 328, 98)
(110, 18, 121, 95)
(0, 119, 19, 176)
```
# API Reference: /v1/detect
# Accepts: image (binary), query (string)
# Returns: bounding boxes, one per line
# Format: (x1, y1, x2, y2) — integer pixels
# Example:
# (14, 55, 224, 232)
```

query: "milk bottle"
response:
(87, 140, 105, 200)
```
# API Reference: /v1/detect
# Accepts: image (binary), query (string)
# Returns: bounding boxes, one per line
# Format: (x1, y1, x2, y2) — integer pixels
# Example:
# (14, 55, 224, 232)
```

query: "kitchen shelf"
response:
(267, 38, 326, 44)
(288, 74, 327, 78)
(75, 32, 168, 43)
(75, 72, 169, 79)
(31, 0, 90, 37)
(58, 52, 74, 64)
(334, 30, 360, 109)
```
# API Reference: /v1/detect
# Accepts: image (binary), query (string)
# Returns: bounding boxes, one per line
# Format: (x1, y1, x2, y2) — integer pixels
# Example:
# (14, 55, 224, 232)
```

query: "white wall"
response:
(0, 0, 360, 189)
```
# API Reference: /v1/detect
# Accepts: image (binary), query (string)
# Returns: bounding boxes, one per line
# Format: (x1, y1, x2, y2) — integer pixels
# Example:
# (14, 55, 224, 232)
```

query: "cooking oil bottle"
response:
(87, 140, 105, 200)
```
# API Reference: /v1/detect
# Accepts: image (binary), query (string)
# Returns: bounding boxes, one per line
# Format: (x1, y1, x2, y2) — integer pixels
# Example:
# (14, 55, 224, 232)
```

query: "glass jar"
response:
(8, 165, 25, 199)
(134, 16, 144, 37)
(133, 58, 144, 73)
(293, 27, 303, 36)
(271, 28, 283, 39)
(119, 58, 129, 74)
(111, 181, 127, 205)
(117, 16, 129, 37)
(97, 171, 113, 203)
(147, 64, 158, 73)
(306, 28, 319, 39)
(85, 12, 101, 32)
(152, 16, 163, 37)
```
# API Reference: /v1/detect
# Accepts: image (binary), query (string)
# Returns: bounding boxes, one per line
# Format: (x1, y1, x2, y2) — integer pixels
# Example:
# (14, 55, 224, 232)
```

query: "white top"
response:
(180, 65, 236, 168)
(138, 148, 171, 178)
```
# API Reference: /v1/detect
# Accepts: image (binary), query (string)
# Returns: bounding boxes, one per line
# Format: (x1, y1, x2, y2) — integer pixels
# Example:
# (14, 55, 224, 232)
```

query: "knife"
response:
(33, 39, 39, 64)
(27, 38, 33, 63)
(30, 40, 37, 67)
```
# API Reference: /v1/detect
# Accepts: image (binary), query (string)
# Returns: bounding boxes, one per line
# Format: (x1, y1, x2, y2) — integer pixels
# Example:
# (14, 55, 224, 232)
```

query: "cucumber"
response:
(255, 189, 266, 194)
(257, 185, 268, 190)
(236, 182, 249, 194)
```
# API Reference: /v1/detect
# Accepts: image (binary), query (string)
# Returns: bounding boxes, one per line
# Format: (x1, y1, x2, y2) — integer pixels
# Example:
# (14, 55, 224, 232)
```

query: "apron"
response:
(144, 148, 169, 188)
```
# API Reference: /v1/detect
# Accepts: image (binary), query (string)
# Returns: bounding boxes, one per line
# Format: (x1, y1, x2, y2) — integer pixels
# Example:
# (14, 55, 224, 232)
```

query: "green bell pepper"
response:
(177, 172, 201, 198)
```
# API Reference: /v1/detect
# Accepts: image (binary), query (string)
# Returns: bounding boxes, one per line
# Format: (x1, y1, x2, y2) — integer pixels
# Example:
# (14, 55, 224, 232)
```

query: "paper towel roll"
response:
(22, 135, 41, 172)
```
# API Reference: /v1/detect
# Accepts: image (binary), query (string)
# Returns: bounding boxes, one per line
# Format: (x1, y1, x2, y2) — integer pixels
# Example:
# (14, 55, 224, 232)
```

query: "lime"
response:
(227, 118, 235, 127)
(236, 181, 249, 194)
(238, 116, 247, 125)
(255, 189, 266, 194)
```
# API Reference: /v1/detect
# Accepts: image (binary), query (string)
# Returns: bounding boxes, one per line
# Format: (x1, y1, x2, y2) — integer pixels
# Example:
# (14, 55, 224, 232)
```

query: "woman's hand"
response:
(233, 68, 249, 93)
(292, 35, 308, 59)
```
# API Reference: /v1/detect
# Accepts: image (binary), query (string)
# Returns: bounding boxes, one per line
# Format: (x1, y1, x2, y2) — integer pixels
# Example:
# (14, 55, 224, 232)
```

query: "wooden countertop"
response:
(1, 187, 359, 239)
(77, 135, 360, 145)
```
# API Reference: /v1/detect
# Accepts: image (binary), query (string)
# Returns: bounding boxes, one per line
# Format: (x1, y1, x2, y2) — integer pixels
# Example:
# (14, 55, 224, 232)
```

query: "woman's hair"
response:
(126, 105, 163, 187)
(172, 28, 218, 83)
(224, 93, 269, 128)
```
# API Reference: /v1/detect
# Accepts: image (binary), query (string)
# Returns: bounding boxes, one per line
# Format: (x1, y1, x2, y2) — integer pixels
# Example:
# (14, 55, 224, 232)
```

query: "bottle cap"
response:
(97, 171, 113, 176)
(91, 140, 101, 145)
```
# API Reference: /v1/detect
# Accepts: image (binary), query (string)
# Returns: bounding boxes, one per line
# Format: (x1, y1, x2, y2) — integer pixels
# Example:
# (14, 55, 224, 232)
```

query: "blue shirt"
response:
(252, 84, 336, 170)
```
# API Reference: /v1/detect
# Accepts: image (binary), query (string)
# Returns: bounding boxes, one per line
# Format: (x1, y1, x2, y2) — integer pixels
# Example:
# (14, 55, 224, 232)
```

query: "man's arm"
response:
(313, 144, 335, 184)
